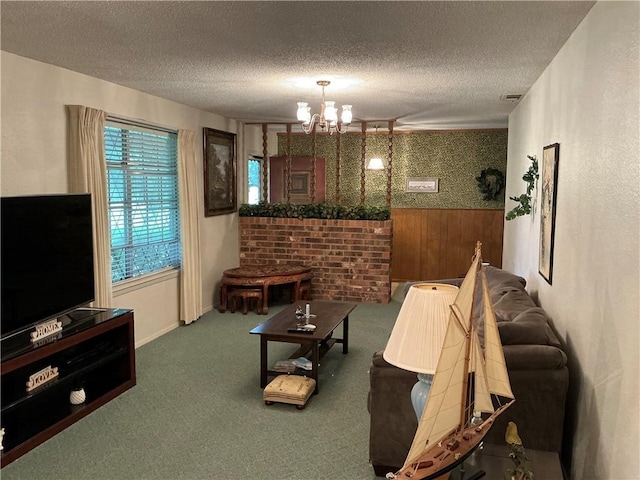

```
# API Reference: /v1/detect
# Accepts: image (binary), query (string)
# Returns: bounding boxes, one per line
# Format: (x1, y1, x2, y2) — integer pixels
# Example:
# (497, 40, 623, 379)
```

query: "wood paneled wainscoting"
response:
(391, 208, 504, 282)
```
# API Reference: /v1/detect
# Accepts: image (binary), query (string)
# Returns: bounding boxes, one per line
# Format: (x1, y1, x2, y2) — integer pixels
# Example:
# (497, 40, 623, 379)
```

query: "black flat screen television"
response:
(1, 194, 95, 339)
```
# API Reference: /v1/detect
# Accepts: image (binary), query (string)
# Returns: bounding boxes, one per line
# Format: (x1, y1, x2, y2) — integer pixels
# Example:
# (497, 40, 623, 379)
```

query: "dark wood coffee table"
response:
(249, 300, 356, 394)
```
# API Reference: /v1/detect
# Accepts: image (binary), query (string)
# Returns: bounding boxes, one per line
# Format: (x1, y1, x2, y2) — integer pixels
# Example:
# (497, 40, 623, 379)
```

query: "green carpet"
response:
(1, 298, 402, 480)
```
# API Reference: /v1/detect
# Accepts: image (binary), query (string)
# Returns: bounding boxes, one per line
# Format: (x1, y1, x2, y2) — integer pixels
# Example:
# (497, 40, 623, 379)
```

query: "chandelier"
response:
(296, 80, 352, 135)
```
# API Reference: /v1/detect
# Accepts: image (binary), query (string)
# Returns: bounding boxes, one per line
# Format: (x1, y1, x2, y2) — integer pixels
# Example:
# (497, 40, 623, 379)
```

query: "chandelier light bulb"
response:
(324, 101, 337, 122)
(297, 102, 310, 123)
(341, 105, 353, 125)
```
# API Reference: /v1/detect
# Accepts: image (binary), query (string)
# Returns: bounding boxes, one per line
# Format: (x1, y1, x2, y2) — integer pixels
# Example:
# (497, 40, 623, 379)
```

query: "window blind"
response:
(105, 119, 181, 283)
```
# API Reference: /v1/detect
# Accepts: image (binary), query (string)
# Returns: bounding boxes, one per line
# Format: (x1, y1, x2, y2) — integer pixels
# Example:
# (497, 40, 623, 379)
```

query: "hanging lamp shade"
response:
(367, 158, 385, 170)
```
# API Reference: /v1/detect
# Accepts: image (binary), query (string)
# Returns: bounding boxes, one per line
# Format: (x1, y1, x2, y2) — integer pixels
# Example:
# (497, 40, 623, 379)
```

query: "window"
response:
(248, 155, 262, 205)
(104, 119, 181, 283)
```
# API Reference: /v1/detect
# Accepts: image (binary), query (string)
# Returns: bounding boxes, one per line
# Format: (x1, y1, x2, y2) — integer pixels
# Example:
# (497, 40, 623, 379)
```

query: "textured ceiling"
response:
(1, 1, 595, 131)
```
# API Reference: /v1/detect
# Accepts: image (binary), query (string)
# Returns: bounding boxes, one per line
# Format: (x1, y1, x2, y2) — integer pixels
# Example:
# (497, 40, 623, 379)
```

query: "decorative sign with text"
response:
(26, 365, 59, 392)
(30, 319, 63, 344)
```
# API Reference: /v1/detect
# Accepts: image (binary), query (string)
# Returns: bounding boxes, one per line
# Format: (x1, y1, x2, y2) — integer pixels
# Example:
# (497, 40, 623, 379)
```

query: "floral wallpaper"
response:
(277, 129, 508, 209)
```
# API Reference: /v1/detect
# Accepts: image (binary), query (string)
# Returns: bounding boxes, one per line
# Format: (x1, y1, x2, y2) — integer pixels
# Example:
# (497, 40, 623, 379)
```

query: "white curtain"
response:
(178, 129, 203, 324)
(66, 105, 113, 307)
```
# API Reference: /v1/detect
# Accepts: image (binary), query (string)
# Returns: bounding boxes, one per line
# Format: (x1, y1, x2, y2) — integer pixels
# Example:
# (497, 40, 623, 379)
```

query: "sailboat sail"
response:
(480, 268, 514, 399)
(399, 243, 515, 475)
(471, 332, 494, 414)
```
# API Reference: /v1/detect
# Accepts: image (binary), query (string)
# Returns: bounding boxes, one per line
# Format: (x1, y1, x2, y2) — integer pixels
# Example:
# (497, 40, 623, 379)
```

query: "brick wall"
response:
(239, 217, 392, 303)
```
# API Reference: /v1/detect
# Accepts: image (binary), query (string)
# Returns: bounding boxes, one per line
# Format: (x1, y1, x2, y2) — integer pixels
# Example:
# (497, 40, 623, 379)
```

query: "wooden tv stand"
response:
(0, 308, 136, 467)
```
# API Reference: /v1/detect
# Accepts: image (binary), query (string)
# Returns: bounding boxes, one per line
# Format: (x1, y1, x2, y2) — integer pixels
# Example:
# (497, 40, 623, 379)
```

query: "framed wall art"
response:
(288, 172, 312, 204)
(539, 143, 560, 284)
(203, 128, 236, 216)
(406, 177, 439, 193)
(268, 156, 326, 204)
(290, 172, 310, 195)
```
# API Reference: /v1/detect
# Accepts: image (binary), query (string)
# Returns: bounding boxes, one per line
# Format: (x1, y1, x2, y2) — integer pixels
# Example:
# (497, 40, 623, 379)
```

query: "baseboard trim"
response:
(135, 322, 180, 349)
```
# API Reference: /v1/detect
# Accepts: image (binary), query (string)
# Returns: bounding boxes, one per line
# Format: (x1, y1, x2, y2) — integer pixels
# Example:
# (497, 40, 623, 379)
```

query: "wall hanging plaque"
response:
(406, 177, 439, 193)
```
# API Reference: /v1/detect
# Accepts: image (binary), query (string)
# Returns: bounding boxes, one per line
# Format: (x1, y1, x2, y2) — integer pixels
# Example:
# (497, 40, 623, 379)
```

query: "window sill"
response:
(113, 268, 180, 296)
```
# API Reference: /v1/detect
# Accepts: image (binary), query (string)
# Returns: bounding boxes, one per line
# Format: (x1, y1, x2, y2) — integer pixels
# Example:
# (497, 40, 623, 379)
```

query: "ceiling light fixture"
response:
(297, 80, 352, 135)
(366, 125, 384, 169)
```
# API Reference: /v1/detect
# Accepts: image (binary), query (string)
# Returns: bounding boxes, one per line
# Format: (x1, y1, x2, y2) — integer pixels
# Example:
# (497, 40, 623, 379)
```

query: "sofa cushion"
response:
(498, 307, 558, 346)
(503, 344, 567, 370)
(493, 290, 538, 322)
(484, 265, 527, 291)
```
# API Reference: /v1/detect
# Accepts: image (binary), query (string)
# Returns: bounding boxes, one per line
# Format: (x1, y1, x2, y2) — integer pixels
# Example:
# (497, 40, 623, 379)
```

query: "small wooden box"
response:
(263, 375, 316, 410)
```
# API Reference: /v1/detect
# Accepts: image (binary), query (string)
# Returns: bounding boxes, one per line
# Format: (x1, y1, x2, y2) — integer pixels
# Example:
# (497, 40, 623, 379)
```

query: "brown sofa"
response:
(368, 266, 569, 477)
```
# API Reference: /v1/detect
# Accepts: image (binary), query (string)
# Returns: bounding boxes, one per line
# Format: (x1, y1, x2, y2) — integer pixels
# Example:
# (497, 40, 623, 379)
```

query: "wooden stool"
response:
(263, 375, 316, 410)
(229, 287, 263, 315)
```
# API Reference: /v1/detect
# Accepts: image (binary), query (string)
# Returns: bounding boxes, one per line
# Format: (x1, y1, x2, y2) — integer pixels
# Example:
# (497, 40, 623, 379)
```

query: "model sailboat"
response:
(387, 243, 515, 480)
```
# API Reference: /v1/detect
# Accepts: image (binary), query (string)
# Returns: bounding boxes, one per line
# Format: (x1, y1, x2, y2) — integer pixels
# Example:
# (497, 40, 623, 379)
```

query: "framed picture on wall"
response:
(539, 143, 560, 284)
(203, 128, 237, 216)
(291, 172, 310, 195)
(406, 177, 439, 193)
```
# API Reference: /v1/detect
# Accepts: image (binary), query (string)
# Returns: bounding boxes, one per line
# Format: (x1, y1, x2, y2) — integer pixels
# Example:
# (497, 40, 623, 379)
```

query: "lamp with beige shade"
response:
(383, 283, 458, 420)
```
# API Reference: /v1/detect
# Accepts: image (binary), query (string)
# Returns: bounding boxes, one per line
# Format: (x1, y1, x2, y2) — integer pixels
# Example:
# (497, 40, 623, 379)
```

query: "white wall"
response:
(503, 2, 639, 479)
(0, 52, 272, 346)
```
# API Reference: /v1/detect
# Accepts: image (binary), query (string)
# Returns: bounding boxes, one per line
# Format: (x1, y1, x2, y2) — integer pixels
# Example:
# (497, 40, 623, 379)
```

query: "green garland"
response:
(238, 202, 391, 221)
(505, 155, 539, 221)
(476, 168, 506, 201)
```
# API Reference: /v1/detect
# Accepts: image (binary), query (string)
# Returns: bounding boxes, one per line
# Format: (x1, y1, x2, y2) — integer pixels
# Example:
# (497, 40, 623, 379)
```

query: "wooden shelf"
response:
(1, 309, 136, 467)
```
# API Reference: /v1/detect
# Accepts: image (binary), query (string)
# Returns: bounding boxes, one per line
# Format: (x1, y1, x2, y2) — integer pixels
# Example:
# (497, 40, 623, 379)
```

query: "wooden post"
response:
(335, 132, 342, 204)
(386, 120, 394, 208)
(262, 124, 269, 203)
(311, 125, 317, 203)
(286, 123, 292, 204)
(360, 121, 367, 205)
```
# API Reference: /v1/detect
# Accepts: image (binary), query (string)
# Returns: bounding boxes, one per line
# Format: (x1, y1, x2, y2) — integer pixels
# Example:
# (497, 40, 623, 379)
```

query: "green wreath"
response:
(476, 168, 505, 201)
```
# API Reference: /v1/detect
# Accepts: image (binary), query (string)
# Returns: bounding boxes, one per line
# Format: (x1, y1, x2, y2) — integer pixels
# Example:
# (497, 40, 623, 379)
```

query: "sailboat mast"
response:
(458, 243, 482, 428)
